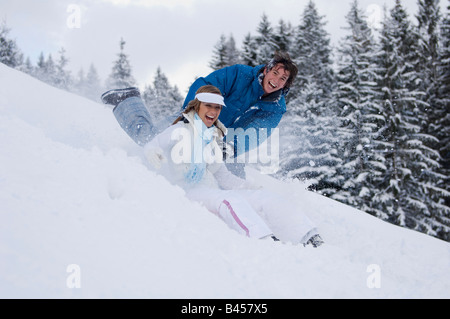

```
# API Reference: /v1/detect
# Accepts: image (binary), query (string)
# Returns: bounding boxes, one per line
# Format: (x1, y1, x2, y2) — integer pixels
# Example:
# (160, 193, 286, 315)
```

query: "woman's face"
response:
(198, 101, 222, 127)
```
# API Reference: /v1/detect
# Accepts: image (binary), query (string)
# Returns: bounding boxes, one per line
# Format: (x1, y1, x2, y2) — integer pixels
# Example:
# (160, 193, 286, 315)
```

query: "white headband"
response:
(195, 93, 226, 106)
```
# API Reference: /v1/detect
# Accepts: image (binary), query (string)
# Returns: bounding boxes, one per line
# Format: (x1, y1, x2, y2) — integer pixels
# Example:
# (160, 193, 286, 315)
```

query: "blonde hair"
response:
(173, 85, 223, 125)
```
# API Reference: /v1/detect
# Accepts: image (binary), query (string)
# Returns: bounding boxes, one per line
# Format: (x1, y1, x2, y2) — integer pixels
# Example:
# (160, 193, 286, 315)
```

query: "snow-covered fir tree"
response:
(75, 64, 103, 102)
(414, 0, 449, 239)
(35, 53, 58, 87)
(84, 64, 103, 102)
(74, 68, 86, 95)
(254, 13, 279, 65)
(416, 0, 441, 113)
(20, 56, 34, 75)
(290, 0, 335, 100)
(34, 52, 46, 81)
(209, 34, 228, 70)
(437, 1, 450, 212)
(142, 67, 183, 122)
(374, 0, 449, 239)
(370, 1, 413, 221)
(45, 54, 58, 87)
(54, 47, 72, 91)
(278, 0, 340, 196)
(106, 38, 136, 89)
(273, 19, 293, 54)
(225, 34, 241, 66)
(0, 20, 23, 68)
(415, 0, 442, 141)
(279, 82, 341, 196)
(209, 34, 240, 70)
(240, 33, 259, 67)
(331, 0, 384, 211)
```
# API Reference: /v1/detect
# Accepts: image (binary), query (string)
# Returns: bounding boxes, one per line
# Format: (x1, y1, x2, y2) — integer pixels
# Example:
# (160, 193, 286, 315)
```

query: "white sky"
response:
(1, 0, 446, 94)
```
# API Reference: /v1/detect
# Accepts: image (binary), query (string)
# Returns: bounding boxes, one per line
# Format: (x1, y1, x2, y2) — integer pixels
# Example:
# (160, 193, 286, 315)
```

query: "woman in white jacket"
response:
(144, 85, 323, 247)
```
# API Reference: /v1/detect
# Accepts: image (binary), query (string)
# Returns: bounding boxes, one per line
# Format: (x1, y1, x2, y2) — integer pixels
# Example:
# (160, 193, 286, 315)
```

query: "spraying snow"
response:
(0, 63, 449, 298)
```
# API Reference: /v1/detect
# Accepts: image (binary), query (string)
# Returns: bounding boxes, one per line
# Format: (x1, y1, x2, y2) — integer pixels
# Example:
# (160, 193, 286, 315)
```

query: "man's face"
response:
(262, 63, 290, 95)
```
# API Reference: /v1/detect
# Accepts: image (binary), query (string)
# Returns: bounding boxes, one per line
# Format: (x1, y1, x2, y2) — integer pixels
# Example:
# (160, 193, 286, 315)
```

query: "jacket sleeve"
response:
(143, 124, 181, 166)
(144, 124, 176, 150)
(183, 65, 241, 108)
(230, 110, 284, 156)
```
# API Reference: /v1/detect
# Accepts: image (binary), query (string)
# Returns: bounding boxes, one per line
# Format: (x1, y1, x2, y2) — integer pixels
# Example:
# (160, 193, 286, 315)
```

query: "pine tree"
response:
(291, 0, 335, 99)
(209, 34, 228, 70)
(40, 53, 57, 86)
(254, 13, 279, 65)
(85, 64, 103, 102)
(332, 0, 384, 210)
(273, 19, 293, 53)
(240, 33, 258, 67)
(209, 34, 240, 70)
(54, 47, 72, 91)
(75, 64, 103, 102)
(142, 67, 183, 122)
(34, 52, 46, 81)
(74, 67, 86, 96)
(279, 82, 341, 196)
(279, 0, 340, 195)
(20, 56, 34, 75)
(416, 0, 441, 109)
(225, 34, 241, 66)
(437, 1, 450, 215)
(374, 0, 449, 238)
(415, 0, 442, 145)
(106, 38, 136, 88)
(414, 0, 450, 239)
(0, 20, 23, 68)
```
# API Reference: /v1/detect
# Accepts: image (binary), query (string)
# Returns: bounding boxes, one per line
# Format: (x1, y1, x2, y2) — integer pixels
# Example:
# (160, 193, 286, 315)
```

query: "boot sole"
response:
(101, 87, 140, 105)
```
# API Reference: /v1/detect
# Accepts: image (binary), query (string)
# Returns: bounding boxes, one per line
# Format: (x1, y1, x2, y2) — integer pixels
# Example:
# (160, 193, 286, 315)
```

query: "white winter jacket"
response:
(144, 110, 248, 191)
(144, 111, 319, 244)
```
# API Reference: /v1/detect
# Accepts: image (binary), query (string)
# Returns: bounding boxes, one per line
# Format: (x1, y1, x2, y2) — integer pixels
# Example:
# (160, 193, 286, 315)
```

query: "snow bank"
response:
(0, 63, 449, 299)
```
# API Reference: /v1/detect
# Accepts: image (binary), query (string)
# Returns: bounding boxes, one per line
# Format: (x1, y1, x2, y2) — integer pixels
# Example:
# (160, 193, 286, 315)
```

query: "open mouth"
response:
(205, 114, 215, 122)
(269, 81, 277, 89)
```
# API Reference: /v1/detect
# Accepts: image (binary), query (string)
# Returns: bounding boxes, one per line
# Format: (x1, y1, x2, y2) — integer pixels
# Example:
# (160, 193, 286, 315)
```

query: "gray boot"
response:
(101, 87, 141, 108)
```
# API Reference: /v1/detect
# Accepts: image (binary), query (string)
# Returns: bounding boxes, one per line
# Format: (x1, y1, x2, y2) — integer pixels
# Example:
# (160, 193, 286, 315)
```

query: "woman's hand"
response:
(144, 145, 166, 169)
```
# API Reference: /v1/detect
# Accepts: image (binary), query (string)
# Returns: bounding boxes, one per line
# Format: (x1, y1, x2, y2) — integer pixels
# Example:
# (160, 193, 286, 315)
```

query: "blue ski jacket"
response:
(182, 64, 287, 155)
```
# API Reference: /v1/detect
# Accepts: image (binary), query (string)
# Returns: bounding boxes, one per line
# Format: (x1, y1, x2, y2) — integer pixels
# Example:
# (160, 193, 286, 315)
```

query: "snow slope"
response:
(0, 63, 449, 299)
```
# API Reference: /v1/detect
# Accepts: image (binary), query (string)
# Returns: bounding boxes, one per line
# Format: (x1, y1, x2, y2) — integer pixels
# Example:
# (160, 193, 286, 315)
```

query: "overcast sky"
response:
(1, 0, 447, 94)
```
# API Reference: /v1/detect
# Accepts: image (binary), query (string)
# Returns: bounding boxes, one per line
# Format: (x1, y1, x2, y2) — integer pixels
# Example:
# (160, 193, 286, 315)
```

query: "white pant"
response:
(187, 188, 317, 244)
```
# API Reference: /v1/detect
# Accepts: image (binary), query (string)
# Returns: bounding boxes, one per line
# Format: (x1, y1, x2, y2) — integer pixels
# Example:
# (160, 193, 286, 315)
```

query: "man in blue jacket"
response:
(102, 51, 298, 171)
